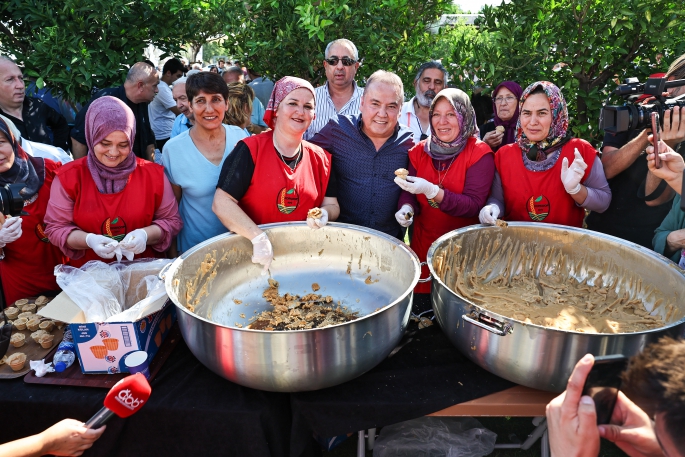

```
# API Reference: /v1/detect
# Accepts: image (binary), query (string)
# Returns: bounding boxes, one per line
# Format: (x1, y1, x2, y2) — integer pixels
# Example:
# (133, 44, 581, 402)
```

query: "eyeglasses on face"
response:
(495, 96, 517, 104)
(324, 57, 357, 66)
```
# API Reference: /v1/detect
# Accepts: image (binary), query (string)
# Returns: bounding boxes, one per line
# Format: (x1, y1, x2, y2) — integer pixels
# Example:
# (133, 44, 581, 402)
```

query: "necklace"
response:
(273, 136, 302, 171)
(436, 156, 458, 189)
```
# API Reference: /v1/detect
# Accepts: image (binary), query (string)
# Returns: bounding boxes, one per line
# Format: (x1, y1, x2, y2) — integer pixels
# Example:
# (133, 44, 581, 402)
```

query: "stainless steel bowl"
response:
(428, 223, 685, 392)
(164, 222, 420, 392)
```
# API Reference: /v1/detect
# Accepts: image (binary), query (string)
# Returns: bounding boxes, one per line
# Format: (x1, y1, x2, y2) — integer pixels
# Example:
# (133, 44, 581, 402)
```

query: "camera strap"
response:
(639, 178, 669, 202)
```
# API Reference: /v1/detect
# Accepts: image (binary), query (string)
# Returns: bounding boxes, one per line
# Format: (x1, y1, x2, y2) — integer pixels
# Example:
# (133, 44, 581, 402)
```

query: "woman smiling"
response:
(394, 88, 494, 293)
(479, 81, 611, 227)
(213, 77, 340, 274)
(45, 96, 182, 267)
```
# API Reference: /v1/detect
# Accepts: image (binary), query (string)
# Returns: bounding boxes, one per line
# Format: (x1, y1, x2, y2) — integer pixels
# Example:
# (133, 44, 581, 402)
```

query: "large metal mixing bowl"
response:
(164, 222, 420, 392)
(428, 223, 685, 392)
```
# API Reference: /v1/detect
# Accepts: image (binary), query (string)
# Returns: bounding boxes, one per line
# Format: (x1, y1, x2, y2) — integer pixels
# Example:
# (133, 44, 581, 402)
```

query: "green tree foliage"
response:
(0, 0, 224, 103)
(448, 0, 685, 143)
(231, 0, 451, 88)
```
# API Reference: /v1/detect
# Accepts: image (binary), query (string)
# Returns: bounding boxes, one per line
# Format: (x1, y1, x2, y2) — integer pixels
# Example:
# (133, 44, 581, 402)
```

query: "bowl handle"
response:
(462, 313, 512, 336)
(418, 262, 432, 283)
(158, 262, 173, 281)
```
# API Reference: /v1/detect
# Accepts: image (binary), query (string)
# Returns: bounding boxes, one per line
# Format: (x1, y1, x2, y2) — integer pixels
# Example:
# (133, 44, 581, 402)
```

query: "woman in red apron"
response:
(45, 96, 182, 268)
(394, 88, 495, 293)
(213, 77, 340, 274)
(0, 116, 67, 305)
(479, 81, 611, 227)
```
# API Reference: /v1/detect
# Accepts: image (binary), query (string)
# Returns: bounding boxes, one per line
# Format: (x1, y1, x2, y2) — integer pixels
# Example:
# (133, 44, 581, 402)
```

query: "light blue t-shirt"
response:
(251, 98, 267, 128)
(170, 114, 192, 138)
(161, 125, 248, 253)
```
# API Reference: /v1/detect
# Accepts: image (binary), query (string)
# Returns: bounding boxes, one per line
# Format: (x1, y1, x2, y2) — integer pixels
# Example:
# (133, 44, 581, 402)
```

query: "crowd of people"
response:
(0, 38, 685, 456)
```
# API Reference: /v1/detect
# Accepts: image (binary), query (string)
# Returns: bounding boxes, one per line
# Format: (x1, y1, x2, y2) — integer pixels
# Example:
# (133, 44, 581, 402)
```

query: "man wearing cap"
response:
(400, 61, 447, 141)
(0, 57, 70, 151)
(304, 38, 364, 140)
(586, 54, 685, 248)
(222, 67, 268, 134)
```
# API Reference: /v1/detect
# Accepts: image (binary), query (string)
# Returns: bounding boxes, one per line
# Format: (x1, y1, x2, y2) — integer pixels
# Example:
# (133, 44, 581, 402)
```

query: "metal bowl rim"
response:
(427, 221, 685, 336)
(166, 221, 420, 333)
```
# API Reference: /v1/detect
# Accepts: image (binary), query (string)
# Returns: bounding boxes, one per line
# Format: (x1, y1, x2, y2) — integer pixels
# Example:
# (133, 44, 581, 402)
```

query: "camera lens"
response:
(0, 184, 25, 217)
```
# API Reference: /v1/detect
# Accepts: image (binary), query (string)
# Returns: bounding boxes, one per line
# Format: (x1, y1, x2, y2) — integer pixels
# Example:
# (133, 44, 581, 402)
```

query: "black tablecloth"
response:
(0, 294, 515, 457)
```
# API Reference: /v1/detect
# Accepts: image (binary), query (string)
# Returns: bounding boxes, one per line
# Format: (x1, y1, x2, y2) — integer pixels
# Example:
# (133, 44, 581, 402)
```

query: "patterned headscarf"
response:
(263, 76, 316, 129)
(425, 88, 479, 160)
(0, 115, 44, 201)
(85, 96, 137, 194)
(516, 81, 572, 161)
(492, 81, 523, 147)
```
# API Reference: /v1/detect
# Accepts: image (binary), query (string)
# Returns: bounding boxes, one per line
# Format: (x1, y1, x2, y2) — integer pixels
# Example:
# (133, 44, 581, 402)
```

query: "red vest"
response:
(239, 131, 332, 225)
(57, 157, 164, 268)
(496, 138, 597, 227)
(0, 159, 68, 304)
(411, 137, 493, 293)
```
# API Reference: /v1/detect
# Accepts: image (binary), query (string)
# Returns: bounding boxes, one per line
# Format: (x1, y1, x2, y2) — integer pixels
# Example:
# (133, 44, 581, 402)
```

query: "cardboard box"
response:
(39, 263, 176, 374)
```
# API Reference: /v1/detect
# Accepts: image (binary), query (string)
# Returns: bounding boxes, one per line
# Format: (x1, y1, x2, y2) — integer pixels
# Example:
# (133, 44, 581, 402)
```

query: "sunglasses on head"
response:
(324, 57, 357, 66)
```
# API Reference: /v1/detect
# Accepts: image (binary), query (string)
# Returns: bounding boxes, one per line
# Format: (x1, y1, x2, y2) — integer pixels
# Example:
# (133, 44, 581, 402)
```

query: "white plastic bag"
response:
(373, 417, 496, 457)
(55, 259, 172, 322)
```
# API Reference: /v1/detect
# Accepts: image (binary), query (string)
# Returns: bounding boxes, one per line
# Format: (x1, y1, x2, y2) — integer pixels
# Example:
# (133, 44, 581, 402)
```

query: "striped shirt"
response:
(305, 81, 364, 140)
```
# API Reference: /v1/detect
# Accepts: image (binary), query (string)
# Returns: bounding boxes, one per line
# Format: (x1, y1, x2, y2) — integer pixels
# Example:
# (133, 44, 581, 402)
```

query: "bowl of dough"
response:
(163, 222, 420, 392)
(427, 222, 685, 392)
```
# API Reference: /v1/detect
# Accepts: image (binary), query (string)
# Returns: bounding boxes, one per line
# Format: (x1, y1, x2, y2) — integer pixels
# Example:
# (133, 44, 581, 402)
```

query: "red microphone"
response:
(85, 373, 151, 429)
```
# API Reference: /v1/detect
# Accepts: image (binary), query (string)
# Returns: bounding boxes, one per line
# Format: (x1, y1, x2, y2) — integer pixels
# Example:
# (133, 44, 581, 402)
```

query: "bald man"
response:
(71, 62, 159, 160)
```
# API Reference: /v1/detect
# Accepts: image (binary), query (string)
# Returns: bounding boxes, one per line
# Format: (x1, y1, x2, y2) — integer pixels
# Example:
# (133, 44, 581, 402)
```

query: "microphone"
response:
(84, 373, 151, 429)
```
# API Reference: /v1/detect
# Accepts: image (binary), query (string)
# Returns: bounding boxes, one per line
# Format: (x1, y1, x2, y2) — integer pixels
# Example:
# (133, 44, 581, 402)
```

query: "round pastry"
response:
(14, 298, 29, 307)
(27, 318, 41, 332)
(39, 334, 55, 349)
(18, 312, 34, 320)
(10, 333, 25, 348)
(307, 208, 323, 219)
(13, 318, 28, 331)
(7, 352, 27, 372)
(34, 296, 49, 306)
(4, 307, 19, 320)
(39, 320, 54, 332)
(394, 168, 409, 180)
(31, 329, 48, 343)
(21, 304, 36, 314)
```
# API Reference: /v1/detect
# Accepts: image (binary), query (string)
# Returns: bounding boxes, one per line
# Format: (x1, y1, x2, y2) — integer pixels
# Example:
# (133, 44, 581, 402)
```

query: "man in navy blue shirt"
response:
(310, 70, 415, 239)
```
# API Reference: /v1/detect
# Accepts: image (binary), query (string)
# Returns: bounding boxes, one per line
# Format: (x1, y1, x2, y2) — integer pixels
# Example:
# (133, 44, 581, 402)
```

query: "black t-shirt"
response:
(216, 141, 338, 201)
(585, 129, 677, 248)
(0, 97, 70, 150)
(70, 85, 155, 158)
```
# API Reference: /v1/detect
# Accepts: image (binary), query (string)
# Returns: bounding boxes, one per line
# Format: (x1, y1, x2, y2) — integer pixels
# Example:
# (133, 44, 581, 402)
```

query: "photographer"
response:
(586, 54, 685, 248)
(546, 337, 685, 457)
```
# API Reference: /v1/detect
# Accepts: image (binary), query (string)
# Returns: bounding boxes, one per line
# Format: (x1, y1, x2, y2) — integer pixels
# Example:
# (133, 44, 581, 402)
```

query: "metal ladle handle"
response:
(462, 313, 512, 336)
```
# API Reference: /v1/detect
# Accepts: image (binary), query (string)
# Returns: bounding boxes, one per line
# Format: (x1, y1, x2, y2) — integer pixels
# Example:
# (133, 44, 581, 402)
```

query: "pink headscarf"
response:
(85, 96, 137, 194)
(263, 76, 316, 129)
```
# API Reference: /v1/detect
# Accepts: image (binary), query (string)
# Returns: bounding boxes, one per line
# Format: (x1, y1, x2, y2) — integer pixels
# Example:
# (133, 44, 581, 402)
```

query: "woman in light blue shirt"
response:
(161, 72, 248, 253)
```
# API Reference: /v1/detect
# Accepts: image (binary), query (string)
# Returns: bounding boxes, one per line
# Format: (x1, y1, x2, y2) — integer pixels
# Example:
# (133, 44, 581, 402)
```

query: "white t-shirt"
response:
(148, 80, 177, 140)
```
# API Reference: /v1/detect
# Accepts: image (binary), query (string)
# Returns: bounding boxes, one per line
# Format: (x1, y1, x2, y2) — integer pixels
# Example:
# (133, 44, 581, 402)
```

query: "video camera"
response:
(600, 77, 685, 134)
(0, 184, 26, 218)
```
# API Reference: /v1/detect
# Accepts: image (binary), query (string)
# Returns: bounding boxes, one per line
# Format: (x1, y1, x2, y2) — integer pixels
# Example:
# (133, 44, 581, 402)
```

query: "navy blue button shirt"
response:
(310, 114, 415, 238)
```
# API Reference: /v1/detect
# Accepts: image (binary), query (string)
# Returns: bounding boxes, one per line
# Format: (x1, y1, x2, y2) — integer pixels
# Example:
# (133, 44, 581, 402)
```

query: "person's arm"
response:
(598, 392, 664, 457)
(601, 129, 649, 179)
(0, 419, 105, 457)
(647, 138, 685, 194)
(160, 145, 182, 203)
(70, 139, 87, 160)
(212, 188, 262, 240)
(485, 171, 505, 215)
(148, 176, 183, 252)
(145, 144, 155, 162)
(577, 156, 612, 212)
(320, 196, 340, 222)
(435, 154, 495, 217)
(652, 196, 683, 261)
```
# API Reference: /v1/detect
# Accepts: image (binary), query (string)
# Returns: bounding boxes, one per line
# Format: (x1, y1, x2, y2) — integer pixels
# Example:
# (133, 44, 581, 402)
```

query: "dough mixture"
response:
(434, 233, 673, 334)
(247, 279, 358, 331)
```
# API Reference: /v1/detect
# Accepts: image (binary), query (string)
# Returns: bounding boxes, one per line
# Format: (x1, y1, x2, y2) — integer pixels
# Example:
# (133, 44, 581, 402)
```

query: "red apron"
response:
(496, 138, 597, 227)
(239, 131, 332, 225)
(411, 138, 493, 293)
(0, 159, 68, 305)
(58, 157, 164, 268)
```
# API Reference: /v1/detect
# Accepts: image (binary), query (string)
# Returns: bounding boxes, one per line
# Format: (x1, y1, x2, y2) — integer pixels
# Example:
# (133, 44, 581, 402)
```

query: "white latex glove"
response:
(250, 232, 273, 275)
(394, 176, 440, 199)
(306, 208, 329, 230)
(395, 204, 414, 228)
(85, 233, 119, 259)
(119, 229, 148, 254)
(561, 148, 587, 195)
(479, 204, 500, 225)
(0, 216, 22, 247)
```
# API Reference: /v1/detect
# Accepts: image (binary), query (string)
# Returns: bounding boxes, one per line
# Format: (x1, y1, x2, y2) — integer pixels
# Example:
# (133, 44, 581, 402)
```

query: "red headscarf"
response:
(263, 76, 316, 129)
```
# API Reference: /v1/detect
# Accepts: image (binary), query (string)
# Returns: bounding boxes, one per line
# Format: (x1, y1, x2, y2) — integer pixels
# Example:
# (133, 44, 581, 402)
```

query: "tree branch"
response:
(0, 22, 29, 55)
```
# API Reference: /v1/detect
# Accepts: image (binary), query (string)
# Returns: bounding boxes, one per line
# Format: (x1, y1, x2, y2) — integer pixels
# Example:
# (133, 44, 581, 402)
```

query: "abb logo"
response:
(115, 389, 145, 410)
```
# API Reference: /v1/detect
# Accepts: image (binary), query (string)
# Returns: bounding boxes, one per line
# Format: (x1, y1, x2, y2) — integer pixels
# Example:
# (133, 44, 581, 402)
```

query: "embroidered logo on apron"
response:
(276, 187, 299, 214)
(34, 223, 50, 243)
(527, 195, 550, 221)
(101, 216, 127, 241)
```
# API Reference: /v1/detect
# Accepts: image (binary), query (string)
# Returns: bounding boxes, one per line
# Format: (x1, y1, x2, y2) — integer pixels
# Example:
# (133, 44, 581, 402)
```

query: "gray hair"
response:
(364, 70, 404, 104)
(325, 39, 359, 61)
(0, 56, 16, 66)
(414, 60, 448, 84)
(173, 77, 187, 86)
(126, 61, 157, 83)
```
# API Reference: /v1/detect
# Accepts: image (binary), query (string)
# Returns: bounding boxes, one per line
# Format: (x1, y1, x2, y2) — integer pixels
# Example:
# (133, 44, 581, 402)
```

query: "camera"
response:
(0, 184, 26, 218)
(600, 76, 685, 134)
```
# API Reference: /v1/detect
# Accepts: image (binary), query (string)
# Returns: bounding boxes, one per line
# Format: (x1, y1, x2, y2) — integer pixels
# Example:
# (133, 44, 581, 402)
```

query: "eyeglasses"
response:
(495, 96, 517, 104)
(324, 57, 357, 67)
